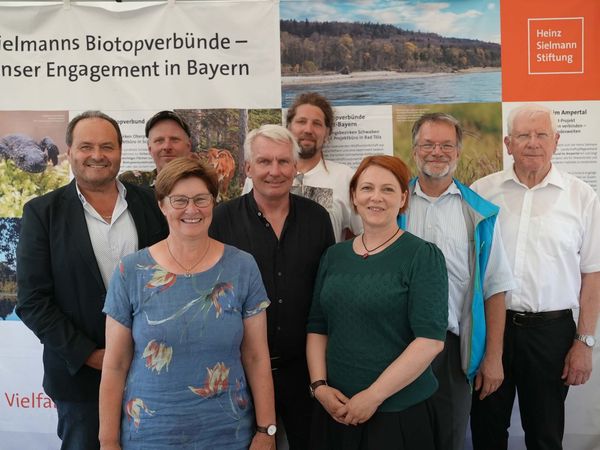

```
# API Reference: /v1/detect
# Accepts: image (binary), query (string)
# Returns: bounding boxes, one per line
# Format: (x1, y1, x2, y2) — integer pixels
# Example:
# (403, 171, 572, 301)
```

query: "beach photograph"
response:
(280, 0, 501, 106)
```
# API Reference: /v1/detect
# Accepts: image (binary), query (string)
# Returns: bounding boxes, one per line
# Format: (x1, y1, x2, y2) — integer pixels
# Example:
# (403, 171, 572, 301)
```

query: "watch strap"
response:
(309, 379, 327, 397)
(256, 424, 276, 436)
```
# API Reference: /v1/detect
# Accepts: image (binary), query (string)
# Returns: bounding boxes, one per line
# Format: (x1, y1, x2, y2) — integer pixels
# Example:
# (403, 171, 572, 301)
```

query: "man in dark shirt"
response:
(209, 124, 335, 450)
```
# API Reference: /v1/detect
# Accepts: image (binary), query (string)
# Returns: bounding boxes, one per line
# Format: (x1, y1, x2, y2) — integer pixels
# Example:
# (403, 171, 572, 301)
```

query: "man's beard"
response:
(298, 142, 319, 160)
(417, 158, 458, 179)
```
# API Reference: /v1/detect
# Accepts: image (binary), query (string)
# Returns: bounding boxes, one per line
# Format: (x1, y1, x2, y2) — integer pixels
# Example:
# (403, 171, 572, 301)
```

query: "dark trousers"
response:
(272, 357, 313, 450)
(470, 310, 575, 450)
(56, 399, 100, 450)
(429, 331, 471, 450)
(309, 399, 436, 450)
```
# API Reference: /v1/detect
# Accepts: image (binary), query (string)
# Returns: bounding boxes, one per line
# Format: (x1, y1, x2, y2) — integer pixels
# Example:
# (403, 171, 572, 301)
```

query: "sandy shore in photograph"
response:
(281, 67, 500, 86)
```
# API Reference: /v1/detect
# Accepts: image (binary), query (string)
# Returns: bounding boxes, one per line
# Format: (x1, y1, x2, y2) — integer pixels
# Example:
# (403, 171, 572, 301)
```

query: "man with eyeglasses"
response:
(243, 92, 362, 242)
(16, 111, 168, 450)
(209, 124, 335, 450)
(470, 103, 600, 450)
(397, 112, 514, 450)
(119, 110, 192, 187)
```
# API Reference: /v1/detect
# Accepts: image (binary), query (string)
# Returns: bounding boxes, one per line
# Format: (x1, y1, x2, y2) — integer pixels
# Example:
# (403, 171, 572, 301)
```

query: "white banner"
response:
(0, 322, 60, 450)
(0, 1, 281, 110)
(328, 105, 394, 168)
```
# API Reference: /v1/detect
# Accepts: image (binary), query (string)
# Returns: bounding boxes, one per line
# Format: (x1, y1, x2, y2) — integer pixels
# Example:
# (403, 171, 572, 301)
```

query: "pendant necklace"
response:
(361, 228, 400, 259)
(166, 239, 211, 277)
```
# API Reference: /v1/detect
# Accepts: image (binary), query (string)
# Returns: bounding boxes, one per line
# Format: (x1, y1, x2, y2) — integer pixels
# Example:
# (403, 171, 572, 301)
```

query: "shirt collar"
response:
(246, 191, 296, 222)
(413, 178, 462, 201)
(503, 164, 565, 190)
(300, 158, 326, 177)
(76, 179, 127, 206)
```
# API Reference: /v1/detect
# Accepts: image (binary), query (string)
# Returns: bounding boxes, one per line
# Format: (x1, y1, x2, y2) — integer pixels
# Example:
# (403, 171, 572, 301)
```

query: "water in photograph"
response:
(282, 71, 501, 107)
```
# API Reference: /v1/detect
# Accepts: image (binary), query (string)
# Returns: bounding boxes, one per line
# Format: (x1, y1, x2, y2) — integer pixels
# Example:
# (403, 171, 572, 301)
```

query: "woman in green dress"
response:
(307, 155, 448, 450)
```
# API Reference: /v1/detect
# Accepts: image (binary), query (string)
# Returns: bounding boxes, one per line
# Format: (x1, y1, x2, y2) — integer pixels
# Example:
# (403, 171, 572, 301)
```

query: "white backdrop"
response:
(0, 1, 281, 110)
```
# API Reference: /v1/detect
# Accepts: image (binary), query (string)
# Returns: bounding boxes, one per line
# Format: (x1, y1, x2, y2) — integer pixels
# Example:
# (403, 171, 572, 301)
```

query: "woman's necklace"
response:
(166, 239, 211, 277)
(361, 228, 400, 259)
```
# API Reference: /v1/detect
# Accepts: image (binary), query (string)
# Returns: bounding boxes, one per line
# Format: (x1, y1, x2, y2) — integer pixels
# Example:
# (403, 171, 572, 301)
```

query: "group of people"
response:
(15, 92, 599, 450)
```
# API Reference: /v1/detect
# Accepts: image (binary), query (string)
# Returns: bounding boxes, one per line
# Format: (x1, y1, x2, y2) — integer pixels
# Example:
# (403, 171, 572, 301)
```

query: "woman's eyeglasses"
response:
(166, 194, 213, 209)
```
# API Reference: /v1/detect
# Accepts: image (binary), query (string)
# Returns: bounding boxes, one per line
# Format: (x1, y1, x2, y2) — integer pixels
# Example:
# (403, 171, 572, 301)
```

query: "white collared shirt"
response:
(77, 180, 139, 288)
(406, 180, 514, 335)
(471, 165, 600, 312)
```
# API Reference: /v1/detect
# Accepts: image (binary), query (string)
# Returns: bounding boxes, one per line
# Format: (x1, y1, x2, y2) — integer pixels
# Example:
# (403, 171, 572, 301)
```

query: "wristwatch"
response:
(309, 379, 327, 398)
(256, 424, 277, 436)
(575, 333, 596, 348)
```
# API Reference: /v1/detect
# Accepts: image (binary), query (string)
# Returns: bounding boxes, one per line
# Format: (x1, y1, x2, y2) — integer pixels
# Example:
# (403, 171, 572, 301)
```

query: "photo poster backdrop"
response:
(0, 0, 599, 449)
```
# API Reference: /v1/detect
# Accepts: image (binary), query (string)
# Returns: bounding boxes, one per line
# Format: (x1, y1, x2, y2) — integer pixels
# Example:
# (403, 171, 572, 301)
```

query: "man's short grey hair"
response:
(66, 110, 122, 147)
(244, 124, 300, 161)
(506, 103, 558, 135)
(411, 112, 463, 150)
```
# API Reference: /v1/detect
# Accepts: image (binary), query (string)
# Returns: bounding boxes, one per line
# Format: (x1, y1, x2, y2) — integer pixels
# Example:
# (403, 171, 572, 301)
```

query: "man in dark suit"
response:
(16, 111, 168, 450)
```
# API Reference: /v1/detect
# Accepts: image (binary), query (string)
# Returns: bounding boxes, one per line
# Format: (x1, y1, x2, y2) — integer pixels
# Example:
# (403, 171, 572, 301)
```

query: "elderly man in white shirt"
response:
(398, 112, 514, 450)
(470, 103, 600, 450)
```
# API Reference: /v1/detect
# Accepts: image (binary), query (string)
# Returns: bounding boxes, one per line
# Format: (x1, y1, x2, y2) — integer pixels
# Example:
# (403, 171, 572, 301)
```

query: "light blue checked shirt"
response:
(405, 180, 513, 335)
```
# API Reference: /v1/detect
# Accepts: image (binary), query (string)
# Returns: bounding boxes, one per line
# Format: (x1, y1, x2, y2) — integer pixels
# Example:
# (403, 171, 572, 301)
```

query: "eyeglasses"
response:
(166, 194, 213, 209)
(416, 142, 458, 152)
(512, 132, 552, 143)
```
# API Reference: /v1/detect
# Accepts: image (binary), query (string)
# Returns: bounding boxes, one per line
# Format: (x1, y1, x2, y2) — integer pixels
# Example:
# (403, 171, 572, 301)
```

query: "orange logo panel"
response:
(501, 0, 599, 101)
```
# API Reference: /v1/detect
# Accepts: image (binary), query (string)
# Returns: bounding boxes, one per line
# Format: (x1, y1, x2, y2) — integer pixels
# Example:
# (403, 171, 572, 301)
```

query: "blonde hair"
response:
(243, 124, 299, 161)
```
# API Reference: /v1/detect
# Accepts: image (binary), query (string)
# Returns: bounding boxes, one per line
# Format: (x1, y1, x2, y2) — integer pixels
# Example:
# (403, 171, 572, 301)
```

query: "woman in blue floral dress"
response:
(99, 157, 276, 450)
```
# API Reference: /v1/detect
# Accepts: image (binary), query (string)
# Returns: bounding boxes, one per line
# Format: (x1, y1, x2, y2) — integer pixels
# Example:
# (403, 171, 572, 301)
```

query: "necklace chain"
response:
(361, 228, 400, 259)
(166, 239, 211, 277)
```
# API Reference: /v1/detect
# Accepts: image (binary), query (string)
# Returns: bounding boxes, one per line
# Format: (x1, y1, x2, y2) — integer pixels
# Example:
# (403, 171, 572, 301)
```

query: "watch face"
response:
(267, 424, 277, 436)
(585, 336, 595, 347)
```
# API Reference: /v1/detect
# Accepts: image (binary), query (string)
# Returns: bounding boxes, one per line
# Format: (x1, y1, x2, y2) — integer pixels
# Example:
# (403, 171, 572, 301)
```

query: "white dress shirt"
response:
(77, 180, 139, 288)
(471, 165, 600, 312)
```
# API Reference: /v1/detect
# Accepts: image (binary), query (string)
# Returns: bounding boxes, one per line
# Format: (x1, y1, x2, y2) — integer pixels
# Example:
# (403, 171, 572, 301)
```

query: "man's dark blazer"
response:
(16, 179, 168, 402)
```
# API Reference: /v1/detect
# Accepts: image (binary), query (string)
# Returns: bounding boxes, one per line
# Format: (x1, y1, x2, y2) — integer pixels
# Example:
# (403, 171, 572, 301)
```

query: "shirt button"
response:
(265, 223, 270, 228)
(278, 299, 283, 304)
(277, 272, 282, 277)
(276, 326, 281, 331)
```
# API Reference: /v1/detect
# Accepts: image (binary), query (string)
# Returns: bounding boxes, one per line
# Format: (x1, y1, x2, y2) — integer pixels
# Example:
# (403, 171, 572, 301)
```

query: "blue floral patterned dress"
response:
(103, 245, 270, 450)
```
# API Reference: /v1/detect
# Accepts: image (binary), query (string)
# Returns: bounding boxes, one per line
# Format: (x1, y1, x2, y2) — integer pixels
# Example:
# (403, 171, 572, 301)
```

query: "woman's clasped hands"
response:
(315, 386, 383, 426)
